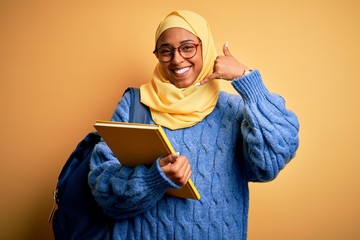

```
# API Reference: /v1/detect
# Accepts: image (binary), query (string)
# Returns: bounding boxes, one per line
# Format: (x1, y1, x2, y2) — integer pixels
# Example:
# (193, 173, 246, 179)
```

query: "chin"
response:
(173, 82, 193, 88)
(171, 78, 196, 88)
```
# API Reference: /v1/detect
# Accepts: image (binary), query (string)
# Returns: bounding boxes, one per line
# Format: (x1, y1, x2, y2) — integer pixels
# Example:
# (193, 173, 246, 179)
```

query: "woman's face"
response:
(155, 28, 203, 88)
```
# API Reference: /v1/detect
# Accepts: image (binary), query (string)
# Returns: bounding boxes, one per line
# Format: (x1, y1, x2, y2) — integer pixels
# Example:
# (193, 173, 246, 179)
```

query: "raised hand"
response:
(198, 42, 250, 85)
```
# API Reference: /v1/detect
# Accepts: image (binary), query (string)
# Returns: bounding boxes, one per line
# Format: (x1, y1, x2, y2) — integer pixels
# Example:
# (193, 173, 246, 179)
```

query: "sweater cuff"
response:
(231, 69, 270, 103)
(145, 158, 180, 195)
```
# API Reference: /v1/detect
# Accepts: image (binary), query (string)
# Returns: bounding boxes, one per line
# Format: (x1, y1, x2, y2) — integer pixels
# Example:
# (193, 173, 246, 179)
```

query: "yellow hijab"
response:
(140, 10, 220, 130)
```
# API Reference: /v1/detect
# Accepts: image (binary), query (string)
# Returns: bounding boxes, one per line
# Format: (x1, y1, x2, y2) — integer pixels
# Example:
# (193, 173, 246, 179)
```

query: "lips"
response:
(173, 66, 191, 76)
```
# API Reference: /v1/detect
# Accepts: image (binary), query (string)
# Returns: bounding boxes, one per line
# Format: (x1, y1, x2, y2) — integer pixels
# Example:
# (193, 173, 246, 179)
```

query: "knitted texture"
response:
(88, 70, 299, 240)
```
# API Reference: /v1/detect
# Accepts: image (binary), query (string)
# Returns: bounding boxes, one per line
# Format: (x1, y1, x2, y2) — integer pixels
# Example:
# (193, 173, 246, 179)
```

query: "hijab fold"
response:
(140, 10, 220, 130)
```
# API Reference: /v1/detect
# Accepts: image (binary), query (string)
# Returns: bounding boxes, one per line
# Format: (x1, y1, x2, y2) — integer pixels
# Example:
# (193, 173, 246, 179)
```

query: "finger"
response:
(196, 73, 218, 86)
(223, 41, 232, 57)
(172, 152, 180, 161)
(159, 152, 180, 167)
(174, 158, 191, 186)
(184, 163, 192, 181)
(178, 166, 192, 186)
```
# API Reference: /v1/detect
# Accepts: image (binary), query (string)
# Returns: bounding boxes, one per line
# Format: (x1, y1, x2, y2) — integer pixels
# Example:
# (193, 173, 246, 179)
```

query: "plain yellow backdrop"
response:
(1, 0, 359, 239)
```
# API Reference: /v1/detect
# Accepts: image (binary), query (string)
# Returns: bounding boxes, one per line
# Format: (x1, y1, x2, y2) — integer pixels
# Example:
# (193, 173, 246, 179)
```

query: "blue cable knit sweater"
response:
(88, 70, 299, 240)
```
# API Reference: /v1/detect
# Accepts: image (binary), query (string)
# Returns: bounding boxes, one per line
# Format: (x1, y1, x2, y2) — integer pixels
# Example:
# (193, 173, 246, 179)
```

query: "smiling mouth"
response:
(173, 67, 191, 75)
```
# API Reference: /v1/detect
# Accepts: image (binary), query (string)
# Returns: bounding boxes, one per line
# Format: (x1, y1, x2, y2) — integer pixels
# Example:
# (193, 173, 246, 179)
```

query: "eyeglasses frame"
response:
(153, 42, 202, 63)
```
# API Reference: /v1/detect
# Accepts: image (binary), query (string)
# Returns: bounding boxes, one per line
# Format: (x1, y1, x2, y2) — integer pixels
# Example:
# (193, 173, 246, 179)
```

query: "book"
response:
(94, 120, 200, 200)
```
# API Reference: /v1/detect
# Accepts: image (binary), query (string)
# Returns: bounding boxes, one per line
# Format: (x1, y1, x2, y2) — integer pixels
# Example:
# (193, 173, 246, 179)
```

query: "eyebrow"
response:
(158, 39, 196, 48)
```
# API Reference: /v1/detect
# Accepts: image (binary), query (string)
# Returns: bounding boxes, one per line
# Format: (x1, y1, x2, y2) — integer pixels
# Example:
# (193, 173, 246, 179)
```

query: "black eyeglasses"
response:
(153, 42, 201, 63)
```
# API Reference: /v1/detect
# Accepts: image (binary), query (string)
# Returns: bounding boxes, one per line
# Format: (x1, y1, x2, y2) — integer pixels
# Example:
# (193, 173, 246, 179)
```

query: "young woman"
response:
(89, 10, 299, 240)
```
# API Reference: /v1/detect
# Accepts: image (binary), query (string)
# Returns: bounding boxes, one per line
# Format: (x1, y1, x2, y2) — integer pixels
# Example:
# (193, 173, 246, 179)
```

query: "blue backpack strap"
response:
(124, 87, 151, 124)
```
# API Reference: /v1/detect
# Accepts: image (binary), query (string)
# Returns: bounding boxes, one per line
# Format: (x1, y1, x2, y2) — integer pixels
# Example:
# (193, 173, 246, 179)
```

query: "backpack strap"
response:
(125, 87, 151, 124)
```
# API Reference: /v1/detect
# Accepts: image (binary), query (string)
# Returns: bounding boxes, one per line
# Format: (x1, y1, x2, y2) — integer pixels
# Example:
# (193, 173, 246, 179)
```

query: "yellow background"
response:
(1, 0, 359, 239)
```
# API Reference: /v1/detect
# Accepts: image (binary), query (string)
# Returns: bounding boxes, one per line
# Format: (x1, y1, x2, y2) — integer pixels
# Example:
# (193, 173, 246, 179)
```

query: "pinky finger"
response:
(196, 73, 217, 86)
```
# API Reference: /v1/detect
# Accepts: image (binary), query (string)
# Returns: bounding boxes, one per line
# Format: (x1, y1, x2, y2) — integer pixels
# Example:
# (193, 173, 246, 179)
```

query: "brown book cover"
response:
(94, 120, 200, 200)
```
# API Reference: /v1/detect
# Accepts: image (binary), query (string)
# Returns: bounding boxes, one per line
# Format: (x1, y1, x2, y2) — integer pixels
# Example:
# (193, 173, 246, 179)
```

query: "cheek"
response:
(194, 57, 203, 75)
(159, 63, 171, 77)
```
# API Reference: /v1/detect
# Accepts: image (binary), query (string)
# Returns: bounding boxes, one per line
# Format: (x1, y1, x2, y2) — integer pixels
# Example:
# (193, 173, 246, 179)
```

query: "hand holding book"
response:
(94, 121, 200, 200)
(159, 153, 192, 187)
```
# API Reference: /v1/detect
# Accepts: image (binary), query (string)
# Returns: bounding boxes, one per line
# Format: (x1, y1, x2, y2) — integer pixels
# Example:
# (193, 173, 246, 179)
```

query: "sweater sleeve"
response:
(231, 70, 299, 182)
(88, 93, 180, 220)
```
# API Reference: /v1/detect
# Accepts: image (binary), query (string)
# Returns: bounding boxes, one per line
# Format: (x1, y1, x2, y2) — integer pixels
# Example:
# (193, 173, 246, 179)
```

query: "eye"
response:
(158, 48, 173, 55)
(180, 44, 195, 52)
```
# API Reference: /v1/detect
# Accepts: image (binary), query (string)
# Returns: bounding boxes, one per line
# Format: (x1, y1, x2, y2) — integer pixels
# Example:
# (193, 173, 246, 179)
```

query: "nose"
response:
(171, 49, 185, 64)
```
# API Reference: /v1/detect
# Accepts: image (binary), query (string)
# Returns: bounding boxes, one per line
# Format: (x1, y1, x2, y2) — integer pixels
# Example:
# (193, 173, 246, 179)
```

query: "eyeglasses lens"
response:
(157, 43, 198, 63)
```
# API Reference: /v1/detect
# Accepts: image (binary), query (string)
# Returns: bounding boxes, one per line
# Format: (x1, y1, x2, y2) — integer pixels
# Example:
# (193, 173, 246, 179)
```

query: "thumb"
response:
(159, 152, 180, 167)
(223, 41, 232, 57)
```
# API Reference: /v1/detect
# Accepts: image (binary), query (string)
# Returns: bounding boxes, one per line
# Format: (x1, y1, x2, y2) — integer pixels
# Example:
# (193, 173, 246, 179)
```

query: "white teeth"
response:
(174, 67, 190, 74)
